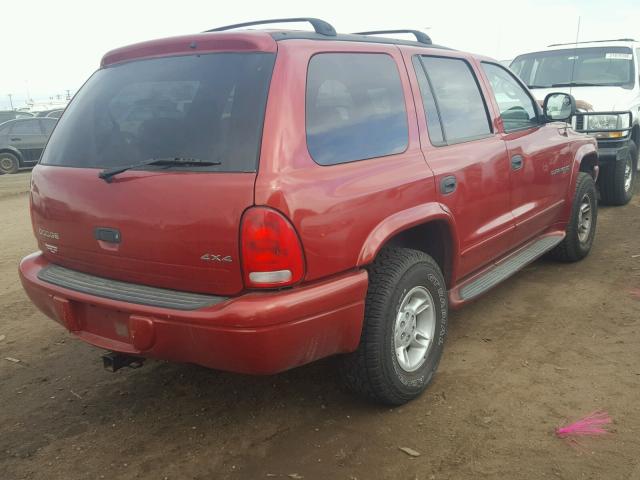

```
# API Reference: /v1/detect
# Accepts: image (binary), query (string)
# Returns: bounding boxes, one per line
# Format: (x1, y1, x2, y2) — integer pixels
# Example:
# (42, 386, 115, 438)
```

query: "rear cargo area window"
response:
(41, 53, 276, 172)
(306, 53, 408, 165)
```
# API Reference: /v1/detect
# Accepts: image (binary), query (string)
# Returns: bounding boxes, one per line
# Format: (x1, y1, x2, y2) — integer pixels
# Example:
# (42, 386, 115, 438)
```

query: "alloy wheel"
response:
(577, 193, 593, 244)
(624, 158, 633, 193)
(393, 286, 436, 372)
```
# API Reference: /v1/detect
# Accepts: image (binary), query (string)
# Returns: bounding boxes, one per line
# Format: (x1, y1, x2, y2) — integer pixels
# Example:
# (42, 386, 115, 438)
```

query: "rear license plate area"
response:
(75, 303, 131, 343)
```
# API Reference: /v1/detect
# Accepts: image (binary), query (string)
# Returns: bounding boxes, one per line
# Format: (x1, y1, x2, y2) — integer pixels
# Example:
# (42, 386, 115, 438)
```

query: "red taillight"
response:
(241, 207, 304, 289)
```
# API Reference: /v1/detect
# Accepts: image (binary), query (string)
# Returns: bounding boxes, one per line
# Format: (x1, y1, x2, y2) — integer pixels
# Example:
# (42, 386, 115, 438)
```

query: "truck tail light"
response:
(240, 207, 304, 289)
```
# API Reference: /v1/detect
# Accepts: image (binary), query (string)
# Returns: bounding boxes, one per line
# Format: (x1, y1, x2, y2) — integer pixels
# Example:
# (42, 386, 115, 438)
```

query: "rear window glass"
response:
(41, 119, 57, 135)
(41, 53, 276, 172)
(306, 53, 408, 165)
(420, 56, 491, 144)
(11, 120, 41, 135)
(412, 56, 445, 146)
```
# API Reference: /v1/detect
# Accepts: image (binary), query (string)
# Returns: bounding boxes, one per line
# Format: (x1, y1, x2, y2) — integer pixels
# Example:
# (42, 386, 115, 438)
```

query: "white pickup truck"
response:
(511, 39, 639, 205)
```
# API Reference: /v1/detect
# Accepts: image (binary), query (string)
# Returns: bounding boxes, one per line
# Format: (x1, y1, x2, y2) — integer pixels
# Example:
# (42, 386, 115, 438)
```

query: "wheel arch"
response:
(356, 204, 459, 288)
(556, 142, 598, 224)
(575, 142, 599, 180)
(578, 151, 599, 179)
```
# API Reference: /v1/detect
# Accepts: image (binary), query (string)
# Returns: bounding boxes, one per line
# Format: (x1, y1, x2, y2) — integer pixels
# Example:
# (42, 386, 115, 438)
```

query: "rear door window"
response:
(41, 119, 57, 135)
(306, 53, 408, 165)
(412, 57, 445, 146)
(418, 56, 492, 144)
(41, 53, 276, 172)
(10, 120, 42, 135)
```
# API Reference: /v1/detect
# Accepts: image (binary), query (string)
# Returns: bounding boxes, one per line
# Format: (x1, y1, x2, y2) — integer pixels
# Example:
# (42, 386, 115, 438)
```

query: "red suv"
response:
(20, 18, 599, 404)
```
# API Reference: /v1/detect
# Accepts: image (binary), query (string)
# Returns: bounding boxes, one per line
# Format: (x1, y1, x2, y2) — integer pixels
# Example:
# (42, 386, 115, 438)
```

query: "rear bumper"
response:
(19, 252, 368, 374)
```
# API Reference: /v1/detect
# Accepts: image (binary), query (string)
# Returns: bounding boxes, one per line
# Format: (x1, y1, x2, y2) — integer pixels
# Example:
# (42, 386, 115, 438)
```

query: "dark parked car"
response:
(0, 118, 57, 174)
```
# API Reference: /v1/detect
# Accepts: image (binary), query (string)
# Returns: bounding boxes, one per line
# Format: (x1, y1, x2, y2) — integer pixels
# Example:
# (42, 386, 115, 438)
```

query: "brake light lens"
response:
(241, 207, 304, 288)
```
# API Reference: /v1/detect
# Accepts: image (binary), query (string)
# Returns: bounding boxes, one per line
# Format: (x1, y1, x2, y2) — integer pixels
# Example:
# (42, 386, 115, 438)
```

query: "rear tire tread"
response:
(340, 247, 445, 405)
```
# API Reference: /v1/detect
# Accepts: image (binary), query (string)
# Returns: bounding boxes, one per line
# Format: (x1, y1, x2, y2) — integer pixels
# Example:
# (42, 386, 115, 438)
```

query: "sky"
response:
(1, 0, 639, 109)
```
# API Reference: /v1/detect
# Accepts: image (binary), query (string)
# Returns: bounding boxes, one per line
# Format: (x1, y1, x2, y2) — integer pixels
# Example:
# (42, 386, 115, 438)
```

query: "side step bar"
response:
(450, 232, 565, 307)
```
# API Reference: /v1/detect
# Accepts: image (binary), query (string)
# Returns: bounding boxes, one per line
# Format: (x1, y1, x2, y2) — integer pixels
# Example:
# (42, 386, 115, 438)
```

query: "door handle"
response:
(10, 137, 21, 141)
(440, 175, 457, 194)
(511, 155, 524, 171)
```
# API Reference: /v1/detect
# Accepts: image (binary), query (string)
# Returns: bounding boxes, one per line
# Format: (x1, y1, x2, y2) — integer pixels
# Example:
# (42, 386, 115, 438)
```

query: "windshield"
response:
(41, 52, 276, 172)
(510, 47, 635, 89)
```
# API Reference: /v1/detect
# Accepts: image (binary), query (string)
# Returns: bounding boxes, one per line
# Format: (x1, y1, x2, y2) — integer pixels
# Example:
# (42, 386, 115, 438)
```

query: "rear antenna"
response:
(569, 16, 581, 100)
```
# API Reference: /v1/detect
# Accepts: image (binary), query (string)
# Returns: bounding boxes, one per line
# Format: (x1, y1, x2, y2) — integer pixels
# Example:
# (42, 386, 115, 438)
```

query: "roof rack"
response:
(205, 17, 337, 37)
(353, 29, 432, 45)
(548, 38, 636, 47)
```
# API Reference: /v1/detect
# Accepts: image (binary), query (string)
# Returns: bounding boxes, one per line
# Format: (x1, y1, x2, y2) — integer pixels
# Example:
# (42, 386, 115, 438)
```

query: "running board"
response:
(450, 232, 565, 306)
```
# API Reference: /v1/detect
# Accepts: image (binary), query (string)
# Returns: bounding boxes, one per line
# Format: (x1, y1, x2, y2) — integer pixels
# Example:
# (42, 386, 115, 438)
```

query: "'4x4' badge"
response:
(200, 254, 232, 263)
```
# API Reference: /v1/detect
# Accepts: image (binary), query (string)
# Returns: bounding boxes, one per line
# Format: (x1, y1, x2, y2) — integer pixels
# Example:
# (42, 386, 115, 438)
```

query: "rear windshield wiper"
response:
(98, 157, 221, 183)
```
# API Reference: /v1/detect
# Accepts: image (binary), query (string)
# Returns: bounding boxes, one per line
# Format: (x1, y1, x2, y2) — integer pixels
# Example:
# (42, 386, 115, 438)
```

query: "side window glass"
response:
(41, 120, 56, 135)
(306, 53, 409, 165)
(482, 63, 539, 132)
(420, 56, 492, 143)
(10, 120, 41, 135)
(412, 56, 445, 146)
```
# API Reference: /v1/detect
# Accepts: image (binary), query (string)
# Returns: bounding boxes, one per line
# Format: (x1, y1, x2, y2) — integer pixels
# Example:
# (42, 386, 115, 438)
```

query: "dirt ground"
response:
(1, 171, 639, 480)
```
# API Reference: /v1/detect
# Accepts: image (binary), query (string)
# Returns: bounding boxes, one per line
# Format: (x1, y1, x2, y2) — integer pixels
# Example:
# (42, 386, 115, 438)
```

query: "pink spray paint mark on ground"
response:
(629, 288, 640, 300)
(556, 411, 612, 439)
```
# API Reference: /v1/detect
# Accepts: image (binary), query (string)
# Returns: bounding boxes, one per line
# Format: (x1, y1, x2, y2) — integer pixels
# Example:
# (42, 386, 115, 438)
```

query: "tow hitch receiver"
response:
(102, 351, 145, 372)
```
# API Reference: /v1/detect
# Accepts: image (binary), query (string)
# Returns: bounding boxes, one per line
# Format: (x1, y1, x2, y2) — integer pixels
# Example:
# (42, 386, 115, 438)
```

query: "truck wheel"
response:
(339, 247, 448, 405)
(551, 172, 597, 262)
(0, 152, 19, 174)
(599, 141, 635, 205)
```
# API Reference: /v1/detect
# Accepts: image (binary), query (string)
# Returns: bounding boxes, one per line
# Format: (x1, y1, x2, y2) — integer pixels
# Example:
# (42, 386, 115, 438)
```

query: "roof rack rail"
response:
(205, 18, 337, 37)
(548, 38, 636, 47)
(353, 29, 432, 45)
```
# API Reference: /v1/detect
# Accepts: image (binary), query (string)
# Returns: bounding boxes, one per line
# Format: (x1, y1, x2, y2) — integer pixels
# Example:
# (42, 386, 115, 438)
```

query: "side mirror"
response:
(543, 92, 576, 122)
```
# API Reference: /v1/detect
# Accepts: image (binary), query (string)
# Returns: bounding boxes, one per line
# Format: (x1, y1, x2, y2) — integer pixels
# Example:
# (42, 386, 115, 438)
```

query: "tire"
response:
(0, 152, 19, 175)
(339, 247, 448, 405)
(599, 140, 635, 206)
(550, 172, 598, 262)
